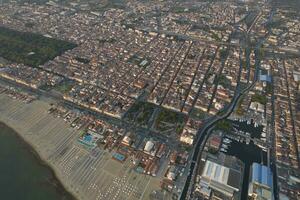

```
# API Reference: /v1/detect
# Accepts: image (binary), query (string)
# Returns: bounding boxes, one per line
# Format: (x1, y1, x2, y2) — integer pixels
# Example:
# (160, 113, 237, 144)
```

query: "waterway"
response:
(224, 120, 267, 200)
(0, 122, 75, 200)
(226, 140, 267, 200)
(229, 119, 264, 139)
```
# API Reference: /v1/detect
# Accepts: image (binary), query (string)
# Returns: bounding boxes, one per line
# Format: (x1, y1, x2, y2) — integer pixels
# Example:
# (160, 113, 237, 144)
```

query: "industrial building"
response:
(248, 163, 274, 200)
(195, 153, 244, 200)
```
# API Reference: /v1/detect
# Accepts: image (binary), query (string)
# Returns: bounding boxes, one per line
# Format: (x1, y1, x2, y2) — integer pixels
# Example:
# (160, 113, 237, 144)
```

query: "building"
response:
(208, 135, 222, 153)
(250, 102, 264, 113)
(196, 154, 244, 200)
(180, 132, 194, 145)
(121, 132, 132, 146)
(144, 140, 154, 153)
(166, 165, 178, 181)
(248, 163, 274, 200)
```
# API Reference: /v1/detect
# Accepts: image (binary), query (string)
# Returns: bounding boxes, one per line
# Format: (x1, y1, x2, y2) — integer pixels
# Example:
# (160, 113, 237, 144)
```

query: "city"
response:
(0, 0, 299, 200)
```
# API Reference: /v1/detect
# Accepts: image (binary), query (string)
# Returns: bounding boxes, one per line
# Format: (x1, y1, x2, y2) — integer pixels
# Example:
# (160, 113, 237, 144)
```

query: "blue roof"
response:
(252, 162, 273, 187)
(84, 135, 92, 142)
(113, 153, 125, 161)
(259, 75, 271, 82)
(135, 166, 144, 173)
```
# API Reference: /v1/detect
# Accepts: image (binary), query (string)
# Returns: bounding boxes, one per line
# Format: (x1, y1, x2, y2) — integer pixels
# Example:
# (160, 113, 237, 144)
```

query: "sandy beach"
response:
(0, 92, 163, 200)
(0, 121, 76, 200)
(0, 94, 80, 199)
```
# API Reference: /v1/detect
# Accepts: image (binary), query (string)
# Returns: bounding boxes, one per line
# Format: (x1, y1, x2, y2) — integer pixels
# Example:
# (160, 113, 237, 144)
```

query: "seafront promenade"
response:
(0, 93, 161, 200)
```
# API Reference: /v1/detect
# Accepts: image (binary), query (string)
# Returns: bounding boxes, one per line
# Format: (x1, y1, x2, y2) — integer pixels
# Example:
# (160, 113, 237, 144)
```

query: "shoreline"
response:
(0, 121, 78, 200)
(0, 91, 90, 200)
(0, 92, 162, 200)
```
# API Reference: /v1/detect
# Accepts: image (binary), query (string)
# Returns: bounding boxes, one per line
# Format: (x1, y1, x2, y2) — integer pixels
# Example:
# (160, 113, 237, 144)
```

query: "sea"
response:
(0, 122, 75, 200)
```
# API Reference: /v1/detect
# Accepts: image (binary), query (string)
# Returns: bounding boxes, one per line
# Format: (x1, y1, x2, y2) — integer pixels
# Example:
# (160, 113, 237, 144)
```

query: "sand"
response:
(0, 93, 163, 200)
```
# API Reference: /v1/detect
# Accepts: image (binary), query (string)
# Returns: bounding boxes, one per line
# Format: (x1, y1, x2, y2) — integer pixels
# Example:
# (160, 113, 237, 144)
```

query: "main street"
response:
(0, 76, 174, 146)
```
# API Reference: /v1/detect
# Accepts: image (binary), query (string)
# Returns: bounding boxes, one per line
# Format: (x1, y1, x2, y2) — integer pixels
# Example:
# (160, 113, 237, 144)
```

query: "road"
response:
(269, 60, 279, 200)
(282, 60, 300, 169)
(188, 46, 220, 114)
(179, 6, 270, 198)
(159, 42, 193, 105)
(181, 48, 206, 112)
(138, 27, 300, 57)
(0, 54, 253, 200)
(179, 57, 259, 199)
(0, 76, 173, 145)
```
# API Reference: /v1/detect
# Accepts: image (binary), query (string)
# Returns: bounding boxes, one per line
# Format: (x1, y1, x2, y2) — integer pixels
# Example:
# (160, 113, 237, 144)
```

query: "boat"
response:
(233, 123, 239, 128)
(222, 144, 228, 149)
(223, 138, 232, 144)
(246, 138, 250, 145)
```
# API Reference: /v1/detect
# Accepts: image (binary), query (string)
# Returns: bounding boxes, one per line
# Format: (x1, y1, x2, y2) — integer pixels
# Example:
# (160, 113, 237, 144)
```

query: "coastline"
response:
(0, 92, 161, 200)
(0, 93, 82, 200)
(0, 121, 78, 200)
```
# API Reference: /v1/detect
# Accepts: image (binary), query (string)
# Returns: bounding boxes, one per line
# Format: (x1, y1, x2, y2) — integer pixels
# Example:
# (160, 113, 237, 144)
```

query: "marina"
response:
(218, 119, 269, 200)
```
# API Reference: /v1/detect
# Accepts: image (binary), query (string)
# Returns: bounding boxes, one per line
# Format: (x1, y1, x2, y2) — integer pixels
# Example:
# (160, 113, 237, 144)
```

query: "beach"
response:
(0, 92, 162, 200)
(0, 122, 75, 200)
(0, 94, 79, 199)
